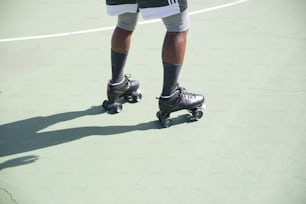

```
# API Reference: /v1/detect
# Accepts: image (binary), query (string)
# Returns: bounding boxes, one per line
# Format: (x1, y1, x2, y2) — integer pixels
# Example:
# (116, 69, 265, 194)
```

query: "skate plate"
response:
(156, 104, 205, 128)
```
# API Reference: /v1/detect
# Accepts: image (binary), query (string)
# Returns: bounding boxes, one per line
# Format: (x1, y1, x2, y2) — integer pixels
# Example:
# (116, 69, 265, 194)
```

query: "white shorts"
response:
(106, 0, 188, 19)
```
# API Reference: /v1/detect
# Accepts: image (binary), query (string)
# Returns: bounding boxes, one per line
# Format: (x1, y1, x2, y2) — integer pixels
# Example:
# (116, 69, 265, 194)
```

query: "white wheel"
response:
(132, 90, 142, 102)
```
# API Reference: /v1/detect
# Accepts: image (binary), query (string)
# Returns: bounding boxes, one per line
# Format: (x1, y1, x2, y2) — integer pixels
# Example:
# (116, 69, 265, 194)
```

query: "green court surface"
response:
(1, 0, 306, 203)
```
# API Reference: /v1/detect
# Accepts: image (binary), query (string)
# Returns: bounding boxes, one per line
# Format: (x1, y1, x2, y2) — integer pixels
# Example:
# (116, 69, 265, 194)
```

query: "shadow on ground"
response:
(0, 105, 199, 158)
(0, 106, 166, 157)
(0, 155, 39, 171)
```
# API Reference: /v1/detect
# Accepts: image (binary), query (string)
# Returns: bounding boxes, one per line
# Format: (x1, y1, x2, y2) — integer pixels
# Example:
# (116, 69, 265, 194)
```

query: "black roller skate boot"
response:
(156, 85, 205, 128)
(102, 75, 142, 113)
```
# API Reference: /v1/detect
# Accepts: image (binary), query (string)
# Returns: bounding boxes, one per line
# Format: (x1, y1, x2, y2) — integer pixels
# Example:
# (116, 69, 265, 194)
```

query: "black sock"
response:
(161, 63, 182, 96)
(111, 50, 127, 83)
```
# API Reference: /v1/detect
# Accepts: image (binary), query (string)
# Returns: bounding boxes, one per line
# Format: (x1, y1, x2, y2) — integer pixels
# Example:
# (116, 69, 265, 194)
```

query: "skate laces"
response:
(159, 85, 191, 100)
(178, 87, 196, 100)
(174, 84, 195, 100)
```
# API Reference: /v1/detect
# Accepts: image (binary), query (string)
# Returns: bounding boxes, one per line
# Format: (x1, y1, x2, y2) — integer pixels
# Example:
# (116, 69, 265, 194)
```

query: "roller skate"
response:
(156, 85, 205, 128)
(102, 75, 142, 113)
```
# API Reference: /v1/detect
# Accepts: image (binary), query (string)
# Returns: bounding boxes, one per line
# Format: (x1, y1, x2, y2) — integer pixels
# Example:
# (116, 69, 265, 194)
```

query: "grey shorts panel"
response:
(117, 13, 139, 31)
(162, 10, 190, 32)
(117, 9, 189, 32)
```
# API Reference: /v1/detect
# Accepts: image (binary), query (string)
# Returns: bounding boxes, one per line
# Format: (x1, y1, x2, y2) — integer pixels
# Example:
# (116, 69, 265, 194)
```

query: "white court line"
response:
(0, 0, 248, 43)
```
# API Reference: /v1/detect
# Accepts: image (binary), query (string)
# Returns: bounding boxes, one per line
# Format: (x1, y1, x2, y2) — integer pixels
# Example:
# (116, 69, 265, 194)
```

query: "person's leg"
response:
(110, 13, 138, 84)
(103, 12, 142, 113)
(161, 10, 189, 96)
(158, 10, 204, 120)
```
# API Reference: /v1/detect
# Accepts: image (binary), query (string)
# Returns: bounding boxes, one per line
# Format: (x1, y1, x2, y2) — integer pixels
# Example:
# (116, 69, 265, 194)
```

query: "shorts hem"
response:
(140, 3, 180, 19)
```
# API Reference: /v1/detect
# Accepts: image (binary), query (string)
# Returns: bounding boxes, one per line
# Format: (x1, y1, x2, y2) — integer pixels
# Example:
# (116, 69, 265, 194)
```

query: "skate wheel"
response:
(110, 102, 122, 113)
(102, 100, 109, 110)
(103, 100, 122, 113)
(156, 111, 172, 128)
(161, 118, 173, 128)
(156, 111, 161, 121)
(192, 109, 203, 120)
(131, 90, 142, 102)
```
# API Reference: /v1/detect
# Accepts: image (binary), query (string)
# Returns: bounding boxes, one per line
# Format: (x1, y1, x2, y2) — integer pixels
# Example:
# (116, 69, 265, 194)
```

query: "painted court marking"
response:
(0, 0, 248, 43)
